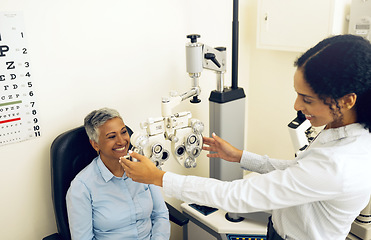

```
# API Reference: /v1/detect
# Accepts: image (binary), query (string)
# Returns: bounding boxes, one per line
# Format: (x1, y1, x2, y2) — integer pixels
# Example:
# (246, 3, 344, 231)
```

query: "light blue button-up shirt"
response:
(66, 156, 170, 240)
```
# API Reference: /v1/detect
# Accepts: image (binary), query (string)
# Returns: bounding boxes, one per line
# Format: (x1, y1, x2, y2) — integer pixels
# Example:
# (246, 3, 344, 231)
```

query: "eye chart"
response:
(0, 12, 41, 146)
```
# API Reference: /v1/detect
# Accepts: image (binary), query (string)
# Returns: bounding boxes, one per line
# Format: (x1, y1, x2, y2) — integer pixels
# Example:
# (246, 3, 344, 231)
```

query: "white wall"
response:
(240, 0, 299, 159)
(1, 0, 302, 239)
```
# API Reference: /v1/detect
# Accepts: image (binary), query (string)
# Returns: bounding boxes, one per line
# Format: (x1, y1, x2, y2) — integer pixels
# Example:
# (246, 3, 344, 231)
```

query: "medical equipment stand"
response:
(185, 31, 245, 182)
(209, 89, 245, 182)
(181, 1, 271, 239)
(184, 0, 246, 183)
(209, 90, 246, 225)
(208, 0, 245, 222)
(208, 0, 246, 180)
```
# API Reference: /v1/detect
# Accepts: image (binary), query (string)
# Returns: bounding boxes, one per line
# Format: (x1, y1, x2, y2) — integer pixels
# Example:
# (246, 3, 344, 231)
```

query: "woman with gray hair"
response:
(66, 108, 170, 240)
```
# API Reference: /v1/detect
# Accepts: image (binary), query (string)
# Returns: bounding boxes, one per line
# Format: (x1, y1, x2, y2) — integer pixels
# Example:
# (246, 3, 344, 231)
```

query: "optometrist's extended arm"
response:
(119, 133, 296, 187)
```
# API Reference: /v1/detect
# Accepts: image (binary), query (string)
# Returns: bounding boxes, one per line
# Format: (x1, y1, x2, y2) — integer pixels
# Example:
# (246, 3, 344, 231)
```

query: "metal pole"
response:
(231, 0, 239, 89)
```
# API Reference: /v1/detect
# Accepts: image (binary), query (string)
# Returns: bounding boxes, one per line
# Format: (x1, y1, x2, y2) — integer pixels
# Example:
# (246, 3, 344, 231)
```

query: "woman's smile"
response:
(305, 114, 314, 121)
(113, 146, 127, 156)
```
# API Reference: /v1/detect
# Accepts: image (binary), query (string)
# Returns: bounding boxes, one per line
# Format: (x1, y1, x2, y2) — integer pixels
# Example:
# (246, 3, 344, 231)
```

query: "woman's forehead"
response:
(294, 69, 316, 98)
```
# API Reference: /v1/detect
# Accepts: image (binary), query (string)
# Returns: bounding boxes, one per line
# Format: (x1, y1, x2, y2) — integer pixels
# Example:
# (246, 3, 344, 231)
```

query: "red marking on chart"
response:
(0, 118, 21, 124)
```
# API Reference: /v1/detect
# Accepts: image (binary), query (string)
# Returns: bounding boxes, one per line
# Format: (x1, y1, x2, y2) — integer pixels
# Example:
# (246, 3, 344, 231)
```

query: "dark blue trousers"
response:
(267, 216, 284, 240)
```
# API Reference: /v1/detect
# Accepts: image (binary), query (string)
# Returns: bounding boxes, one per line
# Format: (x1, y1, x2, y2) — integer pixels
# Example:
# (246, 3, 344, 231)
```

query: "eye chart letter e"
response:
(0, 12, 42, 147)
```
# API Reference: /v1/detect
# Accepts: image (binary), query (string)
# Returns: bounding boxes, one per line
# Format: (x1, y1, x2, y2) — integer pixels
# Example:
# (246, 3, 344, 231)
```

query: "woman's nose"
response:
(116, 135, 126, 145)
(294, 96, 302, 112)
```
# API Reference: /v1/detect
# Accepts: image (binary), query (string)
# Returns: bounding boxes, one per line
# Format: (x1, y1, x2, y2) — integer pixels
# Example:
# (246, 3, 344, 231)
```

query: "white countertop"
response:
(181, 202, 268, 235)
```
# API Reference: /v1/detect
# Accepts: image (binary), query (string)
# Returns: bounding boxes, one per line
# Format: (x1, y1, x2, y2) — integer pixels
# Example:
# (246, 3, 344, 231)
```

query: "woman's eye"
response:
(121, 130, 127, 135)
(303, 98, 312, 104)
(108, 135, 116, 139)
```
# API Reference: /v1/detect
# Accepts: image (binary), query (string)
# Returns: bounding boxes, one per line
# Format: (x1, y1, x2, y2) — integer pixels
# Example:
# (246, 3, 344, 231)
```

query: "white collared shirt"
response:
(163, 123, 371, 240)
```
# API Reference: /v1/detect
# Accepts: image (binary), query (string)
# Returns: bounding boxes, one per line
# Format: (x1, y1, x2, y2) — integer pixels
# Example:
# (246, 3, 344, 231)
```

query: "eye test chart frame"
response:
(0, 12, 42, 147)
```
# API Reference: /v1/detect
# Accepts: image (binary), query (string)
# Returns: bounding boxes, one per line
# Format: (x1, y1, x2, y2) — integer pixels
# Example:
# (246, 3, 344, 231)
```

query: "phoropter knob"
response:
(187, 34, 201, 43)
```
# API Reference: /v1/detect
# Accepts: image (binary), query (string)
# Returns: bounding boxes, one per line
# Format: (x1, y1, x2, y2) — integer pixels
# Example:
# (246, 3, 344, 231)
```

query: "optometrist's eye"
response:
(303, 97, 312, 104)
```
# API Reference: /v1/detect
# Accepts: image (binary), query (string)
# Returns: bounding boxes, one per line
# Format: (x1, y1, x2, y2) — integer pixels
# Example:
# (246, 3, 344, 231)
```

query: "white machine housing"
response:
(287, 111, 313, 156)
(349, 0, 371, 41)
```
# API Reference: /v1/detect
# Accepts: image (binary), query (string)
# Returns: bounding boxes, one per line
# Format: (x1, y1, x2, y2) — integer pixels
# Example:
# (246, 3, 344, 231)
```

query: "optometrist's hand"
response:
(119, 151, 165, 187)
(202, 133, 243, 163)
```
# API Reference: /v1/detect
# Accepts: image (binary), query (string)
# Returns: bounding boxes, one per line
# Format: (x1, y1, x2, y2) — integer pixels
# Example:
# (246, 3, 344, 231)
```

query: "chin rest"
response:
(43, 126, 188, 240)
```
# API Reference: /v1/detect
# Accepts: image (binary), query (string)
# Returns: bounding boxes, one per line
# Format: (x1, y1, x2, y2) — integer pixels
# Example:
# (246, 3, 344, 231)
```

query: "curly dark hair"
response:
(294, 34, 371, 132)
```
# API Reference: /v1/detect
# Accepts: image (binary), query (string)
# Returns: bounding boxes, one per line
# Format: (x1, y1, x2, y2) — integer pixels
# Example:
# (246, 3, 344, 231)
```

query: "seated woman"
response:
(66, 108, 170, 240)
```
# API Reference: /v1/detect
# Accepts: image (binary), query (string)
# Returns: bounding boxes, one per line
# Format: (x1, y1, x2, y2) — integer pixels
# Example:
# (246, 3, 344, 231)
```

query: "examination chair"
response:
(43, 126, 188, 240)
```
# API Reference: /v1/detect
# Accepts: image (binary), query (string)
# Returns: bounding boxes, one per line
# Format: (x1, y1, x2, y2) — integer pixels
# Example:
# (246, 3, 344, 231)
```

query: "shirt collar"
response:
(317, 123, 368, 144)
(96, 156, 128, 182)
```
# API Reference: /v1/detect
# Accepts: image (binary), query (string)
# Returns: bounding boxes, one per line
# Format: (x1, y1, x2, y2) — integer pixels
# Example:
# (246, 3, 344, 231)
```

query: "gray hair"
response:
(84, 108, 122, 143)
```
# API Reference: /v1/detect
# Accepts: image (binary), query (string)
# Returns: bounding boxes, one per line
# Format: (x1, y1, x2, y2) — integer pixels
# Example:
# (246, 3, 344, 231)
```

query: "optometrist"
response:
(120, 34, 371, 240)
